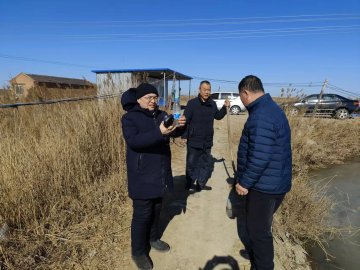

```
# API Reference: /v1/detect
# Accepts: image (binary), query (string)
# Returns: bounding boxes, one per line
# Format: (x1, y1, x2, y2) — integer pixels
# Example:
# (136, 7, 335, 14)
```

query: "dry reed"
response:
(0, 99, 130, 269)
(1, 90, 359, 269)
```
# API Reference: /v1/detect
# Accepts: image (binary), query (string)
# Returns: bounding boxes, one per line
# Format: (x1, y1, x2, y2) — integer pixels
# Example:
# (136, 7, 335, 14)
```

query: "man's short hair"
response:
(238, 75, 264, 93)
(199, 80, 211, 88)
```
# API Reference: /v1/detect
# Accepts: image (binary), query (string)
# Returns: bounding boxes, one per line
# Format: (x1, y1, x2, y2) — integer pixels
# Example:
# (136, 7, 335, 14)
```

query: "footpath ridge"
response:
(149, 116, 250, 270)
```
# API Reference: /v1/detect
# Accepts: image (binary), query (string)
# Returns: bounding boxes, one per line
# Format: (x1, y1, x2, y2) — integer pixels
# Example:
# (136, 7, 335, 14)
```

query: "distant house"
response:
(92, 68, 192, 106)
(10, 73, 95, 96)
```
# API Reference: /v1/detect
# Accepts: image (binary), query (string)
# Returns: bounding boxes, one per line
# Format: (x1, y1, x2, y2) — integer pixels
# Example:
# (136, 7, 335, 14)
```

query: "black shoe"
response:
(239, 249, 250, 260)
(196, 184, 212, 191)
(185, 183, 196, 192)
(150, 239, 170, 253)
(201, 185, 212, 191)
(132, 254, 153, 270)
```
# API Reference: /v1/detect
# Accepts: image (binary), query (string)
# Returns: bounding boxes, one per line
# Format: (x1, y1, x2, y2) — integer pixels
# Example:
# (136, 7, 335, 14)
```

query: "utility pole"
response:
(188, 79, 191, 101)
(312, 79, 328, 118)
(163, 72, 166, 109)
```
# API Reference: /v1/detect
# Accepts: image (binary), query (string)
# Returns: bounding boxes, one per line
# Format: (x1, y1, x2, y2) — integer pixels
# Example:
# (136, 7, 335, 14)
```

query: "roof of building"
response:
(91, 68, 192, 80)
(16, 73, 93, 86)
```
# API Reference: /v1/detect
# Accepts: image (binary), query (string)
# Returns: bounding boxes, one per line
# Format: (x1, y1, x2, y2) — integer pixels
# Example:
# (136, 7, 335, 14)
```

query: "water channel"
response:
(308, 159, 360, 270)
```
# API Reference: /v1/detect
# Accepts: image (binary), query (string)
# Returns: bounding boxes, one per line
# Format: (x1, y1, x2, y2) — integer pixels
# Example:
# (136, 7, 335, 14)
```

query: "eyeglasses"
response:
(142, 96, 158, 102)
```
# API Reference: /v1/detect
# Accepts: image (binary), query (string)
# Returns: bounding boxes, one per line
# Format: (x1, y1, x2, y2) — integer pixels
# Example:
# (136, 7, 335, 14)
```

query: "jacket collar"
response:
(246, 93, 271, 113)
(131, 104, 160, 117)
(197, 94, 212, 106)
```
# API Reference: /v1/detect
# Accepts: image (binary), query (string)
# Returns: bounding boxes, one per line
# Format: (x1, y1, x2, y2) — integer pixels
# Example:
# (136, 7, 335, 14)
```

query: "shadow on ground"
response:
(159, 175, 191, 237)
(159, 156, 230, 237)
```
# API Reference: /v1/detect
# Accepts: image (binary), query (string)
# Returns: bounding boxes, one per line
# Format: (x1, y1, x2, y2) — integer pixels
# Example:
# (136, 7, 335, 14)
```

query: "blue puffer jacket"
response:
(121, 103, 177, 200)
(236, 93, 292, 194)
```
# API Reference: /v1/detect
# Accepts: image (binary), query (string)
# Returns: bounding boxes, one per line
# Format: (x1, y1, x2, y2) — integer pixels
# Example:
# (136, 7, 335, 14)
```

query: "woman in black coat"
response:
(121, 83, 185, 270)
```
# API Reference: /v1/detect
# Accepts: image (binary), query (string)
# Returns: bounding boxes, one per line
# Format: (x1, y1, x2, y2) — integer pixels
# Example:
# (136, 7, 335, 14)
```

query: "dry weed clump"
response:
(274, 175, 334, 242)
(289, 116, 360, 174)
(273, 115, 360, 267)
(0, 99, 131, 269)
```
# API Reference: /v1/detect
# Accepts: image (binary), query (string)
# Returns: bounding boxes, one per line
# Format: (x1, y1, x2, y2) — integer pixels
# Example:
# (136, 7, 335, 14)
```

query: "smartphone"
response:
(163, 114, 174, 128)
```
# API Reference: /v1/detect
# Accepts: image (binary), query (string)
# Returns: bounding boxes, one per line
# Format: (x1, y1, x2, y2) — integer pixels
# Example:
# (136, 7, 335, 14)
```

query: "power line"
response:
(5, 25, 360, 41)
(192, 76, 323, 87)
(327, 84, 360, 98)
(57, 28, 360, 42)
(0, 92, 121, 109)
(1, 54, 357, 98)
(74, 16, 360, 28)
(62, 25, 360, 39)
(4, 13, 359, 27)
(0, 54, 95, 69)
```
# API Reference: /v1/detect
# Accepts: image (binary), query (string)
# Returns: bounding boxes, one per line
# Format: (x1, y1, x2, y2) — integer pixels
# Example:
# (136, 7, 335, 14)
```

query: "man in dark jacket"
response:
(235, 75, 292, 270)
(121, 83, 186, 270)
(182, 80, 230, 192)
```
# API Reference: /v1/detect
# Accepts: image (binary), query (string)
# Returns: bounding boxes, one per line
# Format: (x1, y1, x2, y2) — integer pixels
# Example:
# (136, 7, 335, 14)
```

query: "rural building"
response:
(92, 68, 192, 106)
(10, 73, 95, 96)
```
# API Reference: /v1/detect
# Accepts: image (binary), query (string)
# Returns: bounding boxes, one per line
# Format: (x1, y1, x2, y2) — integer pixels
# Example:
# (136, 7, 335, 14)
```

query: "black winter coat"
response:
(182, 95, 227, 149)
(122, 105, 178, 199)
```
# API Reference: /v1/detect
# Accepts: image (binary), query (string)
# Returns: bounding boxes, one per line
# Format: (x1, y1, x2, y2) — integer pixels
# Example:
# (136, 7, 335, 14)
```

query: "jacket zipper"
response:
(137, 154, 142, 170)
(154, 112, 167, 191)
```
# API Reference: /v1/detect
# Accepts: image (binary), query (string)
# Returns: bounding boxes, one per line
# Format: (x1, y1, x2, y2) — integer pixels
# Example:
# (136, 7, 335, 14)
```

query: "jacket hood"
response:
(121, 88, 137, 111)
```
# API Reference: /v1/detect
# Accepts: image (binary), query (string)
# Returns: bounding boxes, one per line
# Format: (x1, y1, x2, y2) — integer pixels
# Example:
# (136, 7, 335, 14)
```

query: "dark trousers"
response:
(131, 197, 162, 256)
(185, 146, 212, 189)
(246, 190, 285, 270)
(236, 196, 251, 252)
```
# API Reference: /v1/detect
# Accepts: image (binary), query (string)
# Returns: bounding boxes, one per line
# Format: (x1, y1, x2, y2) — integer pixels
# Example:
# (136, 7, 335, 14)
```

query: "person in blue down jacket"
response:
(181, 80, 230, 192)
(121, 83, 186, 270)
(235, 75, 292, 270)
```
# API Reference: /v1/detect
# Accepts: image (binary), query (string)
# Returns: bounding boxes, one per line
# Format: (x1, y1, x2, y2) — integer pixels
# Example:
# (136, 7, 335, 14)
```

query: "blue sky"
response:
(1, 0, 359, 97)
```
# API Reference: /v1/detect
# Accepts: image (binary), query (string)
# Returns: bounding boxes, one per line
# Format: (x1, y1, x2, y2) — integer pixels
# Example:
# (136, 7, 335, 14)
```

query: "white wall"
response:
(96, 73, 169, 104)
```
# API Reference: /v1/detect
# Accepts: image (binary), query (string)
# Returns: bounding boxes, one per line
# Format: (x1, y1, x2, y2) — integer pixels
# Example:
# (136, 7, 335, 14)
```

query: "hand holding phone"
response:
(163, 114, 174, 128)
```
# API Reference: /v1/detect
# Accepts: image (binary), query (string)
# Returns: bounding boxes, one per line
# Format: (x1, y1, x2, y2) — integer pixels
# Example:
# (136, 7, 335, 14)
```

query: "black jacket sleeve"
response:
(181, 102, 193, 139)
(215, 105, 227, 120)
(121, 115, 165, 150)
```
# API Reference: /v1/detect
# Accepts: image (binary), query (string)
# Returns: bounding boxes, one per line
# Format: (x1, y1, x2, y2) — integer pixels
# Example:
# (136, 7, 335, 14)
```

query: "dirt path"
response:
(146, 114, 250, 270)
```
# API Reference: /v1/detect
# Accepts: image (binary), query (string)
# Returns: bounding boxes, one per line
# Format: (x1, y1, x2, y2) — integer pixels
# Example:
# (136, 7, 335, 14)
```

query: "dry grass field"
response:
(0, 91, 359, 269)
(0, 99, 132, 269)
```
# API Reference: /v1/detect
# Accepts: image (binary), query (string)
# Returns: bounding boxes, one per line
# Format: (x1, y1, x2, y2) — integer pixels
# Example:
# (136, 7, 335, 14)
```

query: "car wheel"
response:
(335, 108, 349, 119)
(230, 105, 241, 115)
(288, 107, 299, 116)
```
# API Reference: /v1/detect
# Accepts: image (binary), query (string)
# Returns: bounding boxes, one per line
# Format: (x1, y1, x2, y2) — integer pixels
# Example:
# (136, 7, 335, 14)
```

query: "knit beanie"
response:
(135, 83, 159, 99)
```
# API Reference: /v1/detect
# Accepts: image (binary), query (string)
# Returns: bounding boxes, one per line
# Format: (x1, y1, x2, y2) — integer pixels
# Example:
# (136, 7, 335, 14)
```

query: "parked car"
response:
(285, 94, 360, 119)
(210, 92, 246, 115)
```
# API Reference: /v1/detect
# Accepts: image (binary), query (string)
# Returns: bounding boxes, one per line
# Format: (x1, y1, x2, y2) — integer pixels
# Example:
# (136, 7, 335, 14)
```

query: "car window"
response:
(305, 95, 319, 103)
(211, 93, 219, 99)
(334, 95, 346, 101)
(321, 95, 335, 101)
(221, 92, 232, 99)
(232, 93, 239, 98)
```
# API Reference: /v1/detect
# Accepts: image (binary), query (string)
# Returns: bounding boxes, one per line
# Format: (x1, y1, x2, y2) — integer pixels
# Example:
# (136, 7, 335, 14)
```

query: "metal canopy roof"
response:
(91, 68, 192, 80)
